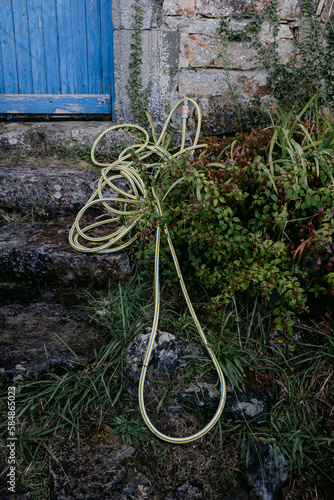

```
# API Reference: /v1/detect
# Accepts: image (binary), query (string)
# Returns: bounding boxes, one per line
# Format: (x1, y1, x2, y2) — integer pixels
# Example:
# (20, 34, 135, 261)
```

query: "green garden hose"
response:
(69, 98, 226, 443)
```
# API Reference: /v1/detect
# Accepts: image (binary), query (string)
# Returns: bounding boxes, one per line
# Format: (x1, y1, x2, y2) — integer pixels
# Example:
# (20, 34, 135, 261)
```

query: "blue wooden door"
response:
(0, 0, 114, 114)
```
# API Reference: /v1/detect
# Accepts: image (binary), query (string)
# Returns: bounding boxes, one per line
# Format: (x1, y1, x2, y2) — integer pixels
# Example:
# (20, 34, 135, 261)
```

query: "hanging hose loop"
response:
(69, 98, 226, 443)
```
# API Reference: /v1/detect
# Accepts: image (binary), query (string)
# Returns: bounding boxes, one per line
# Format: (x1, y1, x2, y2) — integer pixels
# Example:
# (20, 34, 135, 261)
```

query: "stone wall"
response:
(112, 0, 330, 131)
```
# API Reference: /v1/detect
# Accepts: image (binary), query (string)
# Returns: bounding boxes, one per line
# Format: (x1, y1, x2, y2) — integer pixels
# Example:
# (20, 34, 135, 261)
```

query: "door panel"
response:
(0, 0, 113, 114)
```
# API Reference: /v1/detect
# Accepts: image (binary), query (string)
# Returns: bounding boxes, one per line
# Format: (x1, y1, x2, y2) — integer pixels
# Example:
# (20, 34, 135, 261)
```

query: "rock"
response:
(0, 121, 136, 155)
(0, 220, 131, 288)
(244, 439, 289, 500)
(224, 385, 271, 423)
(124, 328, 204, 386)
(125, 330, 271, 421)
(165, 479, 203, 500)
(170, 381, 271, 421)
(198, 97, 250, 136)
(173, 382, 220, 413)
(50, 425, 149, 499)
(113, 29, 180, 127)
(0, 297, 105, 379)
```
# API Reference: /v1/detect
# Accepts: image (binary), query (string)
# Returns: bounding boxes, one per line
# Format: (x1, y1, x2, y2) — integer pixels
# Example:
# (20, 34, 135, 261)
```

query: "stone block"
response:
(278, 0, 304, 20)
(259, 21, 294, 44)
(196, 0, 270, 18)
(229, 18, 255, 32)
(277, 39, 296, 63)
(163, 16, 219, 34)
(180, 33, 222, 67)
(112, 0, 160, 30)
(179, 69, 267, 99)
(163, 0, 195, 17)
(180, 33, 258, 70)
(113, 29, 180, 126)
(227, 41, 259, 69)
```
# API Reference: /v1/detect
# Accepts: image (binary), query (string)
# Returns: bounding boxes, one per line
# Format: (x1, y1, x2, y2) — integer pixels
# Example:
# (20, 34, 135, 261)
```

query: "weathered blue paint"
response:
(0, 0, 114, 114)
(57, 0, 74, 94)
(28, 0, 47, 93)
(86, 0, 102, 94)
(41, 0, 61, 93)
(71, 0, 89, 93)
(12, 0, 33, 94)
(0, 0, 19, 93)
(101, 0, 114, 106)
(0, 94, 111, 113)
(0, 21, 4, 94)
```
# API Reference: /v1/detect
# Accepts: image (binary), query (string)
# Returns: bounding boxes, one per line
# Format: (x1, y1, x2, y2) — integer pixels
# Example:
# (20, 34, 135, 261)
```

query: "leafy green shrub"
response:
(132, 99, 334, 329)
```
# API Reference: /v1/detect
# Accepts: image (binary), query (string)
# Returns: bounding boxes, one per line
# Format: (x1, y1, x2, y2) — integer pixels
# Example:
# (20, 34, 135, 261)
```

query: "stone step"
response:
(0, 120, 136, 154)
(0, 164, 126, 215)
(0, 219, 131, 288)
(0, 294, 106, 379)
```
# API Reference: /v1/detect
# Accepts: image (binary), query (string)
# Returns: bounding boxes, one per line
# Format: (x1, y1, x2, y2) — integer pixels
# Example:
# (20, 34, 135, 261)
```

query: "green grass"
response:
(0, 144, 94, 165)
(0, 274, 333, 498)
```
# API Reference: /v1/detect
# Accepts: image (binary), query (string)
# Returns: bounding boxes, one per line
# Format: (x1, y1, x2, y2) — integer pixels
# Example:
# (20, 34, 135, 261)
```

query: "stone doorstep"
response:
(0, 120, 137, 154)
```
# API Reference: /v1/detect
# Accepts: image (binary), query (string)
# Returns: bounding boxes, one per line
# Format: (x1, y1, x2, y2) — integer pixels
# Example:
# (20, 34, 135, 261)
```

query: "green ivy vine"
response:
(218, 0, 334, 113)
(126, 0, 152, 126)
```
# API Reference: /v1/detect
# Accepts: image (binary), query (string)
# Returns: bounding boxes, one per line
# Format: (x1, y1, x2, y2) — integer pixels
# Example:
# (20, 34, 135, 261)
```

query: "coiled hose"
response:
(69, 98, 226, 443)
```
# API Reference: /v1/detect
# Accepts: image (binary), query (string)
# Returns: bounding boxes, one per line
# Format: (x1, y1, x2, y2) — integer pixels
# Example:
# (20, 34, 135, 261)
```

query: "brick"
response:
(163, 0, 195, 16)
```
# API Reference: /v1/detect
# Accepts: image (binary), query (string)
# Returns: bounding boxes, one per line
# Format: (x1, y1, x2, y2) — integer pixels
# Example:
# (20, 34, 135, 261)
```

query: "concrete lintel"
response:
(112, 0, 161, 30)
(113, 29, 180, 127)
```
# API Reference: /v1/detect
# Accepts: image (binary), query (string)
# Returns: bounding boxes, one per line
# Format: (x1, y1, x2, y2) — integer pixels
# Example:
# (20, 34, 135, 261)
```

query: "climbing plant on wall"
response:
(218, 0, 334, 113)
(126, 0, 152, 126)
(263, 0, 334, 111)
